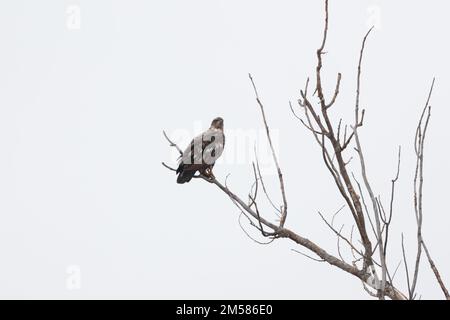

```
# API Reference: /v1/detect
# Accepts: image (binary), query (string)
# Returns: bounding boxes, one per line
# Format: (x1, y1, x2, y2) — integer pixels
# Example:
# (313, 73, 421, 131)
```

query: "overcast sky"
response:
(0, 0, 449, 299)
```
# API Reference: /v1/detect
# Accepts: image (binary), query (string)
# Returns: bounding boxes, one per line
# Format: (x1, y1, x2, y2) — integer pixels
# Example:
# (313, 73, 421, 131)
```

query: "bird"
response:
(176, 117, 225, 184)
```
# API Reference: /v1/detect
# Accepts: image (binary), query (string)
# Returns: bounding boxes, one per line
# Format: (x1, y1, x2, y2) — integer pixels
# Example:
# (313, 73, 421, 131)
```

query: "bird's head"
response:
(210, 117, 224, 130)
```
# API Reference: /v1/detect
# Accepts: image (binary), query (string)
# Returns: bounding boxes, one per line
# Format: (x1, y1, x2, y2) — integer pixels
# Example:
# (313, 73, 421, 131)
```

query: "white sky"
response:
(0, 0, 449, 299)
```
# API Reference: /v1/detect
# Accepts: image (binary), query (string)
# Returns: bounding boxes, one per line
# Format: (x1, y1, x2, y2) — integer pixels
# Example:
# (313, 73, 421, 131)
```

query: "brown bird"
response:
(176, 117, 225, 184)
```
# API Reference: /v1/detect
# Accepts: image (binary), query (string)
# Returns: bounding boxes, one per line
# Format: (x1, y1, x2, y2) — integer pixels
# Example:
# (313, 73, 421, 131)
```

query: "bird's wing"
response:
(203, 129, 225, 165)
(179, 129, 225, 167)
(179, 132, 207, 166)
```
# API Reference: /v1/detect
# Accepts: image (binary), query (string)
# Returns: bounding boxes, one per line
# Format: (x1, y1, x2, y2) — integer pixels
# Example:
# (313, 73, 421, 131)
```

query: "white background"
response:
(0, 0, 449, 299)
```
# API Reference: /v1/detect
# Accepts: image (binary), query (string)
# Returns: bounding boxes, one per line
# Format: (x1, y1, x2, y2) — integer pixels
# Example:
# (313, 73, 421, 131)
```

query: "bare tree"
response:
(163, 0, 449, 300)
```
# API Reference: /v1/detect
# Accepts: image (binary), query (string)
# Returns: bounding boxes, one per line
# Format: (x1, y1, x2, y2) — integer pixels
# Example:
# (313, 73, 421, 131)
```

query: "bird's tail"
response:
(176, 164, 195, 184)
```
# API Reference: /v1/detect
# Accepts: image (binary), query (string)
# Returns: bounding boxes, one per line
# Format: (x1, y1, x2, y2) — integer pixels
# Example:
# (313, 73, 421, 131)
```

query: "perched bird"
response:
(176, 117, 225, 184)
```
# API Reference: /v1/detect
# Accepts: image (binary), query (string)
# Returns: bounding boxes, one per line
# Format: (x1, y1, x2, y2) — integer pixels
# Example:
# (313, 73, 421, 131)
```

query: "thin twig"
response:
(238, 213, 275, 245)
(401, 233, 412, 299)
(255, 150, 282, 216)
(317, 210, 363, 257)
(383, 146, 401, 257)
(163, 130, 183, 156)
(291, 249, 326, 263)
(162, 162, 177, 172)
(326, 73, 342, 108)
(249, 73, 288, 228)
(352, 26, 386, 298)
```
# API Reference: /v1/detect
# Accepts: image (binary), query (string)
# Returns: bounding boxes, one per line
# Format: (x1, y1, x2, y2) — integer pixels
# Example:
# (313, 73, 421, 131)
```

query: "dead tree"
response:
(163, 0, 449, 300)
